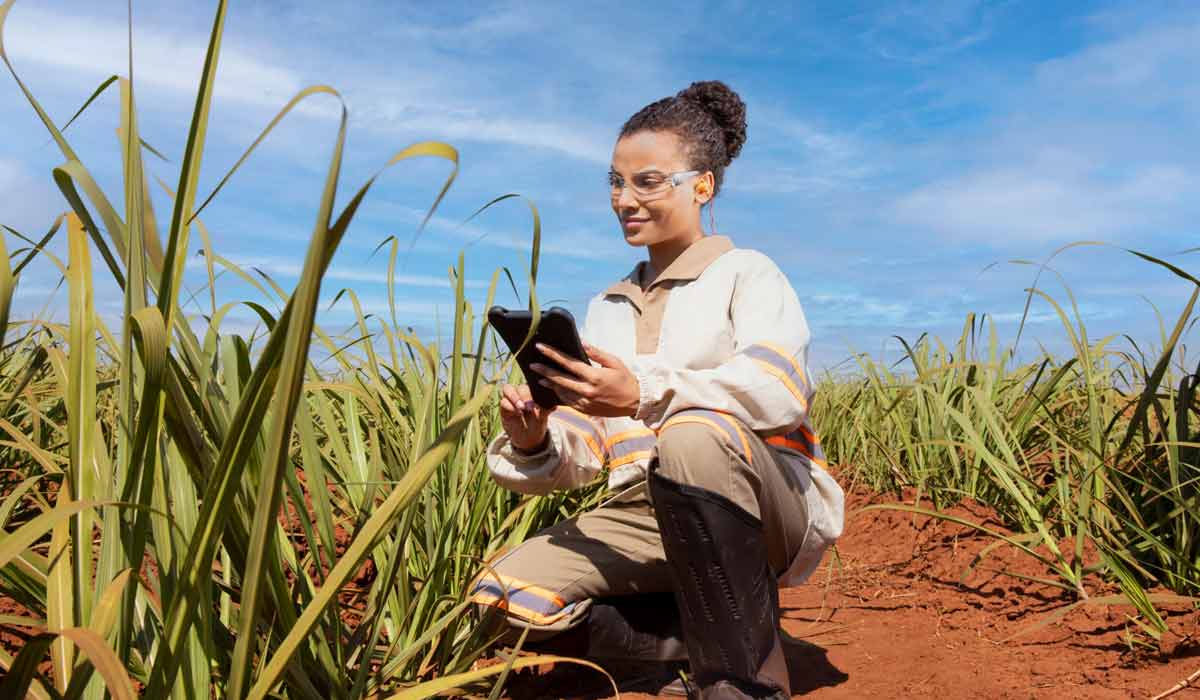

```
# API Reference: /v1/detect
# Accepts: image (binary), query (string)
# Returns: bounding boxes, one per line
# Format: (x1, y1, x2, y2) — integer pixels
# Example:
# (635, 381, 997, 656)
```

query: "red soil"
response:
(501, 486, 1200, 699)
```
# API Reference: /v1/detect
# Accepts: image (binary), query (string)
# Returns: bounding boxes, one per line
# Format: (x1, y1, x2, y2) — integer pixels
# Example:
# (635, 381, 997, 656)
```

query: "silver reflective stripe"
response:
(551, 409, 607, 459)
(665, 408, 751, 463)
(742, 344, 809, 396)
(470, 579, 567, 617)
(611, 434, 656, 460)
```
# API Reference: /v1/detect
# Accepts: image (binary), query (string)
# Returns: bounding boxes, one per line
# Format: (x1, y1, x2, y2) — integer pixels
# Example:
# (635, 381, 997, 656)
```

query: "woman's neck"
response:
(644, 229, 705, 284)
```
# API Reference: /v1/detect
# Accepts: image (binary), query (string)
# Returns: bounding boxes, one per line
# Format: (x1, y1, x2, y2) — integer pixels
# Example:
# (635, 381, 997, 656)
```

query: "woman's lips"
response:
(622, 218, 648, 232)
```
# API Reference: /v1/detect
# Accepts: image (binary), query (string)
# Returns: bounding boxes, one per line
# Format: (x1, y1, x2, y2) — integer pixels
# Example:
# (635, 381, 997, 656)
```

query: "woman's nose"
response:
(616, 184, 640, 211)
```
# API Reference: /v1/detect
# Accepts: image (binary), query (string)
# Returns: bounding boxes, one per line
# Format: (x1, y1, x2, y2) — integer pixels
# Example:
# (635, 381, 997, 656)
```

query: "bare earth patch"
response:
(501, 484, 1200, 699)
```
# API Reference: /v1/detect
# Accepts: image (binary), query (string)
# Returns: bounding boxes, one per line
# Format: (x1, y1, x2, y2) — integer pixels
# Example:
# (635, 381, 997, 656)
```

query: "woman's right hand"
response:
(499, 384, 552, 452)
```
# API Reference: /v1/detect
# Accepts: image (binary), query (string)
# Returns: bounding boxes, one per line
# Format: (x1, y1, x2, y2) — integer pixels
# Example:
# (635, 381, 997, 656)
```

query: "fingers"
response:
(552, 385, 582, 407)
(536, 343, 594, 379)
(519, 385, 546, 416)
(531, 363, 592, 397)
(500, 384, 538, 417)
(500, 384, 521, 412)
(583, 342, 620, 368)
(537, 379, 578, 409)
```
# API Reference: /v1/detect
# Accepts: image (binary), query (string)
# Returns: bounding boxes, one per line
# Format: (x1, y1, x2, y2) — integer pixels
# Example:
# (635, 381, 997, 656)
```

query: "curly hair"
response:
(619, 80, 747, 197)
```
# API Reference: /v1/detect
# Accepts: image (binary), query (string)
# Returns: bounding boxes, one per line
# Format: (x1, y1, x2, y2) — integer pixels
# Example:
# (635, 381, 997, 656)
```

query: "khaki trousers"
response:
(471, 411, 811, 642)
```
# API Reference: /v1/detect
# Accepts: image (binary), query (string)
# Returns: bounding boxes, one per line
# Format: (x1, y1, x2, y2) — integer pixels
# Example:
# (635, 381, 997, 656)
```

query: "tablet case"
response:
(487, 305, 588, 408)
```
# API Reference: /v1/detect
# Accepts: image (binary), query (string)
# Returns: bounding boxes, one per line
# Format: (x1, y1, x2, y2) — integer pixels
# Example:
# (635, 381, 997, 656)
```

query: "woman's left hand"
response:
(529, 342, 640, 418)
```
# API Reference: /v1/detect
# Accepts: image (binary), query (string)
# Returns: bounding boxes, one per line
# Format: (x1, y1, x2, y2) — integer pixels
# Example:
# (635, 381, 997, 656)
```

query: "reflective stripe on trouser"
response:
(470, 412, 810, 642)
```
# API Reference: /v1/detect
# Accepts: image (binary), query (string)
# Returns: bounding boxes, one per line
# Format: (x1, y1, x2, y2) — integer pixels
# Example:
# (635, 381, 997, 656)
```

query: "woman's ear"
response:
(694, 172, 715, 204)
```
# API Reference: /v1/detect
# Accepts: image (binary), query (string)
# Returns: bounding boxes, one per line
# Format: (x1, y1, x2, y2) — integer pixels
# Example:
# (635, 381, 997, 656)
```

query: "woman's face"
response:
(610, 130, 707, 248)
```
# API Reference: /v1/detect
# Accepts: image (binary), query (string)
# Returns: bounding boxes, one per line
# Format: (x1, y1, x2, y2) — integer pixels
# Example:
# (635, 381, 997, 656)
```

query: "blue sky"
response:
(1, 0, 1198, 373)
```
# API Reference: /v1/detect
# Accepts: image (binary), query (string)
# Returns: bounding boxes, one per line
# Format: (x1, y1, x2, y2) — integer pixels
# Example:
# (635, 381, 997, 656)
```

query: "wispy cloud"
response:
(0, 157, 62, 234)
(5, 4, 303, 110)
(3, 2, 615, 163)
(365, 202, 629, 262)
(857, 0, 996, 64)
(317, 294, 443, 320)
(884, 9, 1200, 246)
(730, 109, 876, 195)
(1035, 14, 1200, 112)
(893, 160, 1199, 241)
(183, 254, 490, 289)
(353, 107, 611, 164)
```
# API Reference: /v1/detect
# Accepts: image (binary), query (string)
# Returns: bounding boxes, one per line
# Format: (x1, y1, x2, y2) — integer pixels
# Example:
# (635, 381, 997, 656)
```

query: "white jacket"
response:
(486, 235, 844, 586)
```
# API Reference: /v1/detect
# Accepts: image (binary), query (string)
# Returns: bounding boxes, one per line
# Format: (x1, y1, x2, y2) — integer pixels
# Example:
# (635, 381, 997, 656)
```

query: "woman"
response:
(471, 81, 844, 700)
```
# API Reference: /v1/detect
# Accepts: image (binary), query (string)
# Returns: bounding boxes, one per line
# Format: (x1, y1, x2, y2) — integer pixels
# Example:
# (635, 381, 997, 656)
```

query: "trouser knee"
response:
(651, 413, 761, 521)
(653, 420, 727, 483)
(467, 550, 587, 645)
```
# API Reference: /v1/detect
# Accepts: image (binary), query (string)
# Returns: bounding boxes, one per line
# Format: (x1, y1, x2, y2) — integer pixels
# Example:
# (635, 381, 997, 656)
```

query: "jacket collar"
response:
(603, 235, 734, 304)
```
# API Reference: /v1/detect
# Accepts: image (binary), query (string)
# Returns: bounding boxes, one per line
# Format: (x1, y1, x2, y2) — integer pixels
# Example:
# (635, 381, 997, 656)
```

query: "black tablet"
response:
(487, 305, 589, 408)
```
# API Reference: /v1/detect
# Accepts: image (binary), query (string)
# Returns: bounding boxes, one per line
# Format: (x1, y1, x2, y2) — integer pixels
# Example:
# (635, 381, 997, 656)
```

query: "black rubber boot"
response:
(648, 466, 790, 700)
(523, 593, 691, 696)
(525, 592, 688, 661)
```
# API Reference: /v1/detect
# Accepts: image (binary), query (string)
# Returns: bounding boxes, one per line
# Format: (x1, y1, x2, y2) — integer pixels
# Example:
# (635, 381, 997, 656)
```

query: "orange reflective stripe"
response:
(609, 449, 653, 469)
(766, 431, 828, 471)
(743, 342, 810, 407)
(476, 573, 565, 607)
(766, 436, 806, 452)
(469, 590, 572, 625)
(550, 408, 606, 462)
(795, 421, 818, 444)
(660, 411, 753, 466)
(755, 340, 807, 383)
(605, 428, 656, 450)
(469, 573, 571, 625)
(606, 428, 656, 468)
(748, 357, 808, 408)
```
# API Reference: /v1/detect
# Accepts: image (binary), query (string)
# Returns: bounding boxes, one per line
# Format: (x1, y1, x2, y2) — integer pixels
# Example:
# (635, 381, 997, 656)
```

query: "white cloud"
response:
(183, 254, 488, 289)
(0, 157, 62, 234)
(0, 157, 21, 186)
(358, 4, 543, 49)
(858, 0, 995, 64)
(732, 110, 876, 195)
(1034, 17, 1200, 112)
(893, 160, 1200, 241)
(368, 202, 629, 261)
(771, 118, 861, 163)
(807, 290, 913, 327)
(728, 167, 862, 196)
(4, 5, 304, 110)
(317, 295, 443, 320)
(353, 106, 611, 164)
(4, 3, 612, 162)
(887, 13, 1200, 244)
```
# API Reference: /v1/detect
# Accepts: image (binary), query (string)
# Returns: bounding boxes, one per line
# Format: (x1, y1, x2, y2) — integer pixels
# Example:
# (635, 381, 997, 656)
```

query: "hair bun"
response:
(677, 80, 747, 164)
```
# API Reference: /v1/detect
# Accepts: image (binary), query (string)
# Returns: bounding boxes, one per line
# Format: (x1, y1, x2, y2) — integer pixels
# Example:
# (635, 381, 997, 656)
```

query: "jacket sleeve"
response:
(629, 251, 813, 433)
(486, 298, 611, 495)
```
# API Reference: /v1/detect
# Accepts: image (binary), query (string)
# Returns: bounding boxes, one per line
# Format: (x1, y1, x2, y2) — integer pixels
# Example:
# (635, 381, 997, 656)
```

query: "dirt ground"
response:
(502, 486, 1200, 699)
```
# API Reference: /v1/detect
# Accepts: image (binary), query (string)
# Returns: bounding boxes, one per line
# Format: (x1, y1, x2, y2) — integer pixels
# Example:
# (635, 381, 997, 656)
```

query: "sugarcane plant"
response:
(0, 1, 611, 697)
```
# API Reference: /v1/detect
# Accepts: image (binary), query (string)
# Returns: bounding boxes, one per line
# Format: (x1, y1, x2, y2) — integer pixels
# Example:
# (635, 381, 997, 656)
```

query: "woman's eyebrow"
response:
(610, 167, 667, 175)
